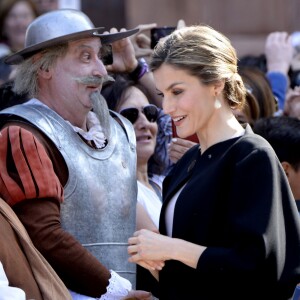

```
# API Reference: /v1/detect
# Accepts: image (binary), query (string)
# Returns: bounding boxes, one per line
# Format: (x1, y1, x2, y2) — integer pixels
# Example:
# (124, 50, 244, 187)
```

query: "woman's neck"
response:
(197, 111, 244, 153)
(136, 163, 149, 185)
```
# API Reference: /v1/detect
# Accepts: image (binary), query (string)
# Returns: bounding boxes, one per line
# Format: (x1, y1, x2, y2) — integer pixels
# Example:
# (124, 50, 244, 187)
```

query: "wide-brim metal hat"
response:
(5, 9, 139, 65)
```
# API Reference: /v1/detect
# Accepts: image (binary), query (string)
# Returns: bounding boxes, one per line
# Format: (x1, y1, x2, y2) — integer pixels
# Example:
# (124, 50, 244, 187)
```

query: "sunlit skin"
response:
(285, 95, 300, 119)
(37, 37, 107, 130)
(282, 162, 300, 200)
(153, 64, 243, 153)
(4, 1, 36, 52)
(118, 86, 158, 171)
(233, 108, 250, 125)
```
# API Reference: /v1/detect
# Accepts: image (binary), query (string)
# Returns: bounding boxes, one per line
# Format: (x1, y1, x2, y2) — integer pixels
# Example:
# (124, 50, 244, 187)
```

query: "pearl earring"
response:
(214, 98, 222, 109)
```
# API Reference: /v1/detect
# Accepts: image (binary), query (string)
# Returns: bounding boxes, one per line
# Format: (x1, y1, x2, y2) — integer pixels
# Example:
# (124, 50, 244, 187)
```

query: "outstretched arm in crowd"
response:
(265, 31, 293, 112)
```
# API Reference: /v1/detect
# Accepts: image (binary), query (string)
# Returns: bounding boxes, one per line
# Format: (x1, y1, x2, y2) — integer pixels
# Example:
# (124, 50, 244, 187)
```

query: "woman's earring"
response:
(214, 98, 222, 109)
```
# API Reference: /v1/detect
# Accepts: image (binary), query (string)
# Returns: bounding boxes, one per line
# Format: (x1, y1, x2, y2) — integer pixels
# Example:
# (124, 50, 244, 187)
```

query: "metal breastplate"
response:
(0, 104, 137, 286)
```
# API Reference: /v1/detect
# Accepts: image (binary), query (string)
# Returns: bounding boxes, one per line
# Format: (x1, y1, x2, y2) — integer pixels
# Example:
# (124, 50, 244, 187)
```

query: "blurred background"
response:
(78, 0, 300, 58)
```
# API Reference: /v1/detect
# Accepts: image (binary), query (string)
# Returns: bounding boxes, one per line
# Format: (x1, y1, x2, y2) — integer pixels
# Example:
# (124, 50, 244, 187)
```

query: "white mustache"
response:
(73, 75, 114, 87)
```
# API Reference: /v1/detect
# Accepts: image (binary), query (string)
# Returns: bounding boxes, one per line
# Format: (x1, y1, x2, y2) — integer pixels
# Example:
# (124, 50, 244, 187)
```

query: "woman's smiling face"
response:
(4, 1, 36, 51)
(118, 86, 158, 164)
(154, 64, 216, 139)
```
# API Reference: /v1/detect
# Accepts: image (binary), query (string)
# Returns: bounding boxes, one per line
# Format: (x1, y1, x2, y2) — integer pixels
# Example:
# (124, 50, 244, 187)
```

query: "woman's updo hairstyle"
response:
(150, 25, 246, 110)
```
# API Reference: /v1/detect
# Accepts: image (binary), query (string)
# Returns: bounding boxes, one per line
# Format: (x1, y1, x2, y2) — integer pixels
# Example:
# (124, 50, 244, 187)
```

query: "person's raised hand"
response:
(129, 23, 157, 59)
(104, 27, 139, 74)
(265, 31, 293, 75)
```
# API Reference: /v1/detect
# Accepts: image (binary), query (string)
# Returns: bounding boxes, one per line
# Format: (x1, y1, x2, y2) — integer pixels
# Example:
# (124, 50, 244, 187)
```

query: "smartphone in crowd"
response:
(150, 26, 176, 49)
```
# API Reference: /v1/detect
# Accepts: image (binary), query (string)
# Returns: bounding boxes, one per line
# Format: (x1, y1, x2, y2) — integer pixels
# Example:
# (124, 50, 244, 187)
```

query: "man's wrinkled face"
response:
(49, 37, 107, 118)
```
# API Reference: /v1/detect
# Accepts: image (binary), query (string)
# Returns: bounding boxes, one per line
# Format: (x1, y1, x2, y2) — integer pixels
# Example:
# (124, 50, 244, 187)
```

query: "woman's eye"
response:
(157, 92, 164, 97)
(173, 89, 182, 95)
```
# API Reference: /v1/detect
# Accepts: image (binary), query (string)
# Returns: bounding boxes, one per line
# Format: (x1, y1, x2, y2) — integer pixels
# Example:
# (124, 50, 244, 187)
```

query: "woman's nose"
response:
(162, 97, 175, 115)
(136, 111, 148, 125)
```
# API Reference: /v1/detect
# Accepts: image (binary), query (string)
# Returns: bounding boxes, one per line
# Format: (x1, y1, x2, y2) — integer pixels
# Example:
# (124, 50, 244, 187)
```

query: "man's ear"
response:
(38, 67, 52, 79)
(281, 161, 292, 178)
(33, 53, 52, 79)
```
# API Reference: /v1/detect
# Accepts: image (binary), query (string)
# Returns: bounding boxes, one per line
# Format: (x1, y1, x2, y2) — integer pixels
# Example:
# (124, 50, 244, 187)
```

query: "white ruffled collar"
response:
(25, 99, 107, 149)
(70, 111, 106, 149)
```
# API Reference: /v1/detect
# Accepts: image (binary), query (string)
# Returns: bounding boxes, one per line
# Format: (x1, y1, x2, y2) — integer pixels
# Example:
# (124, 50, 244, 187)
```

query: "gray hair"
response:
(13, 44, 68, 98)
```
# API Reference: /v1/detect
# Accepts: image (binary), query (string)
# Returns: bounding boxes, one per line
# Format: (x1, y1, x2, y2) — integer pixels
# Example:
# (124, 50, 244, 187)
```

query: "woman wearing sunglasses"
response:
(127, 25, 300, 300)
(102, 75, 164, 229)
(102, 74, 170, 298)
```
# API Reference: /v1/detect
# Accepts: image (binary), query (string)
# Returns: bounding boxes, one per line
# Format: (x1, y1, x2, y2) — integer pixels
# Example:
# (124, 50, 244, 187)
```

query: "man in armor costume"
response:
(0, 9, 153, 300)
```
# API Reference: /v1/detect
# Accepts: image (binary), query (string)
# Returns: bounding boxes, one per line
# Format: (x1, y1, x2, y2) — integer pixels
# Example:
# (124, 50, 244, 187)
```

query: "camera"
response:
(101, 44, 113, 65)
(150, 26, 176, 49)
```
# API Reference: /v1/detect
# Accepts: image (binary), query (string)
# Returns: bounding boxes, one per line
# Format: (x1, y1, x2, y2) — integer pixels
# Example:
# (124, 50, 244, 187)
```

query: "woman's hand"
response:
(128, 229, 206, 270)
(128, 229, 170, 265)
(168, 137, 197, 163)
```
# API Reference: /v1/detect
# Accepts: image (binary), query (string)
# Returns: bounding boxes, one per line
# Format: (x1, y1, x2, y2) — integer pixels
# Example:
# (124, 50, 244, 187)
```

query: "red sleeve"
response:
(0, 125, 111, 296)
(0, 126, 63, 205)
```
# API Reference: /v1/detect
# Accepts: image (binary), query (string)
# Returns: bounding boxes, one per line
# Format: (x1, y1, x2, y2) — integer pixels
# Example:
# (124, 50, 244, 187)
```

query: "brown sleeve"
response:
(0, 125, 111, 297)
(13, 198, 110, 297)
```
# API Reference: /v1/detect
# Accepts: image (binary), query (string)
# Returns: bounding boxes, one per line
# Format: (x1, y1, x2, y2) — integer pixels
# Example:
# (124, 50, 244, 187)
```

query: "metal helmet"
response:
(5, 9, 138, 65)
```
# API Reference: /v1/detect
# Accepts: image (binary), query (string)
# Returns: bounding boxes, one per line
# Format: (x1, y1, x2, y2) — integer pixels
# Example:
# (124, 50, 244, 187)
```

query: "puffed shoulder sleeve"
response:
(0, 125, 63, 206)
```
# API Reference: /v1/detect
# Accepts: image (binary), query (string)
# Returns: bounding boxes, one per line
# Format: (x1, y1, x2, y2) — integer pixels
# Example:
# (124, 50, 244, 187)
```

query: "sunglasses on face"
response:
(119, 104, 159, 125)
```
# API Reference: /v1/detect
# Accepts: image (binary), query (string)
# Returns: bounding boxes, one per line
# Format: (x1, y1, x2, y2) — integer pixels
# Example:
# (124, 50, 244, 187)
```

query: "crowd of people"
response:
(0, 2, 300, 300)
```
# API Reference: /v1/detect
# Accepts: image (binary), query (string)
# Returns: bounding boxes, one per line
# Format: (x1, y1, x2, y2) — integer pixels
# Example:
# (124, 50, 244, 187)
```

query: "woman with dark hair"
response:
(0, 0, 38, 84)
(238, 66, 277, 118)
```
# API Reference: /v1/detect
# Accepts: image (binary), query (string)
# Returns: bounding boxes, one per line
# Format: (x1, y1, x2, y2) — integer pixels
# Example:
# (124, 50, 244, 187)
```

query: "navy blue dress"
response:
(158, 125, 300, 300)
